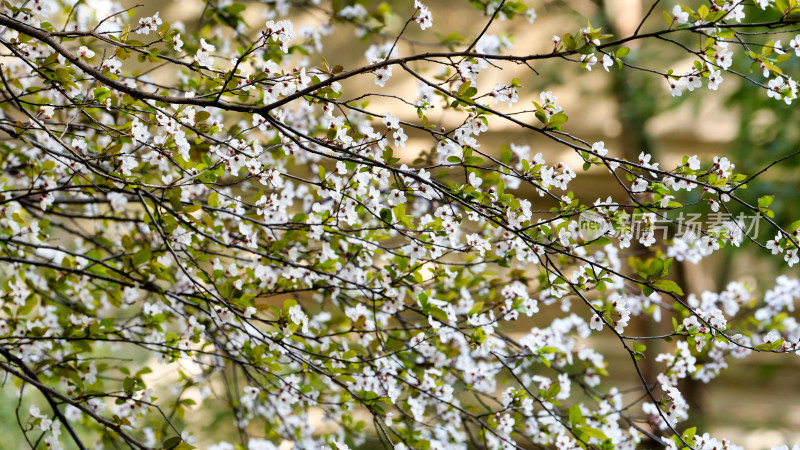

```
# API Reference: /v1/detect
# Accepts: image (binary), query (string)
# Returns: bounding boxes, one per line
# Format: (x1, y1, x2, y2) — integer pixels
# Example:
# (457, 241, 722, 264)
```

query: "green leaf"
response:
(379, 208, 392, 224)
(594, 237, 611, 246)
(564, 33, 577, 50)
(123, 376, 135, 394)
(569, 403, 584, 425)
(546, 382, 561, 399)
(133, 247, 151, 266)
(195, 111, 210, 123)
(577, 426, 607, 440)
(457, 81, 472, 96)
(501, 147, 512, 165)
(168, 188, 183, 211)
(183, 204, 202, 214)
(663, 10, 673, 26)
(662, 258, 674, 278)
(648, 259, 664, 279)
(653, 279, 684, 296)
(469, 301, 484, 316)
(162, 436, 183, 449)
(282, 298, 298, 315)
(94, 87, 111, 102)
(208, 191, 219, 208)
(549, 112, 568, 127)
(318, 164, 326, 181)
(393, 203, 405, 220)
(429, 307, 448, 323)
